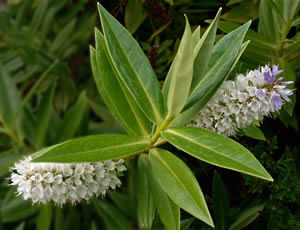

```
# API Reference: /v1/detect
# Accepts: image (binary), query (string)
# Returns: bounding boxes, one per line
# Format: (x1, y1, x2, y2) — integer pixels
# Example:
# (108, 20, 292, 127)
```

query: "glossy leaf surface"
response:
(191, 8, 221, 90)
(149, 162, 180, 230)
(92, 31, 151, 136)
(32, 135, 150, 162)
(137, 155, 155, 230)
(98, 3, 165, 123)
(149, 148, 214, 227)
(162, 127, 273, 181)
(172, 21, 251, 127)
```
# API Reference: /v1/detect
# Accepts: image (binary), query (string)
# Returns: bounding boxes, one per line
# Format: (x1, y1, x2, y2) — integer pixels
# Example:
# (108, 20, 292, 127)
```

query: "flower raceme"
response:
(10, 157, 126, 205)
(190, 65, 294, 136)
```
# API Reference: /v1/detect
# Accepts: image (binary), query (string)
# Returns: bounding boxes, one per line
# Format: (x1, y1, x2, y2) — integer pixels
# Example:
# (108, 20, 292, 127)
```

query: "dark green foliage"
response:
(0, 0, 299, 229)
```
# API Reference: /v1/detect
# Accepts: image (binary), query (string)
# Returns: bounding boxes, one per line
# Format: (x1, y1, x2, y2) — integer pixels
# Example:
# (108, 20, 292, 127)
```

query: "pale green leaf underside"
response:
(191, 8, 222, 90)
(163, 16, 193, 118)
(171, 21, 251, 127)
(32, 135, 150, 163)
(162, 127, 273, 181)
(149, 148, 214, 227)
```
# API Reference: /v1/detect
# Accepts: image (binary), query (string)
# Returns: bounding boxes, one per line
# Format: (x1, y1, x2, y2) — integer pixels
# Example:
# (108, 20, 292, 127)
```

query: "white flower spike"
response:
(10, 156, 126, 205)
(190, 65, 294, 136)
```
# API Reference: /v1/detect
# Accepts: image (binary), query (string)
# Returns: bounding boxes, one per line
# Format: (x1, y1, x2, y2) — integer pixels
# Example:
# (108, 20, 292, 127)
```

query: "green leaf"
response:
(192, 26, 200, 48)
(32, 134, 150, 163)
(172, 21, 251, 127)
(0, 63, 21, 128)
(98, 3, 165, 124)
(31, 0, 50, 33)
(162, 127, 273, 181)
(225, 40, 250, 80)
(57, 92, 88, 142)
(258, 0, 282, 43)
(35, 83, 56, 148)
(162, 16, 193, 118)
(109, 191, 136, 218)
(92, 31, 151, 136)
(1, 187, 39, 223)
(191, 8, 221, 90)
(217, 20, 275, 50)
(149, 161, 180, 230)
(213, 171, 229, 230)
(279, 58, 296, 116)
(243, 125, 266, 141)
(229, 204, 264, 230)
(36, 204, 53, 230)
(137, 155, 155, 230)
(54, 207, 64, 230)
(0, 149, 24, 176)
(125, 0, 147, 34)
(93, 200, 131, 230)
(50, 19, 76, 54)
(149, 148, 214, 227)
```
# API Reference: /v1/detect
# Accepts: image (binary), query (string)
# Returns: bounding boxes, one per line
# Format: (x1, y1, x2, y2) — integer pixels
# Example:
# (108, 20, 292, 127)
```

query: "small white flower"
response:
(190, 65, 294, 136)
(10, 156, 126, 206)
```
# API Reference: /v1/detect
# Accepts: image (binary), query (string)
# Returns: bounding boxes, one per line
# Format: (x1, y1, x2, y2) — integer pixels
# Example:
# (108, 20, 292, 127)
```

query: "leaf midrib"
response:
(191, 28, 244, 96)
(93, 47, 137, 135)
(164, 130, 265, 177)
(152, 150, 209, 219)
(39, 139, 148, 160)
(101, 11, 162, 123)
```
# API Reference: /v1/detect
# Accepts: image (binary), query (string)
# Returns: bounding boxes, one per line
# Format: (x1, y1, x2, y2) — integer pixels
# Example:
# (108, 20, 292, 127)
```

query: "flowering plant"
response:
(9, 3, 295, 230)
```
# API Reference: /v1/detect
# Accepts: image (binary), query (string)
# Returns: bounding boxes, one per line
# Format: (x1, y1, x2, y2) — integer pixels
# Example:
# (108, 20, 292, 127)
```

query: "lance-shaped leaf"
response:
(171, 21, 251, 127)
(93, 200, 132, 230)
(192, 26, 200, 47)
(149, 161, 180, 230)
(0, 63, 21, 128)
(32, 135, 150, 163)
(191, 8, 221, 90)
(229, 204, 265, 230)
(162, 16, 193, 118)
(35, 83, 56, 149)
(57, 91, 88, 142)
(162, 127, 273, 181)
(213, 171, 230, 230)
(149, 148, 214, 227)
(125, 0, 147, 34)
(137, 155, 155, 230)
(98, 3, 165, 124)
(224, 40, 250, 80)
(91, 30, 151, 136)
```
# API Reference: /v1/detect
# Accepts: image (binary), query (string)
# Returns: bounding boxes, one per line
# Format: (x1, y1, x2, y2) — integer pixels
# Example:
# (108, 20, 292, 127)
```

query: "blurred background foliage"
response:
(0, 0, 299, 229)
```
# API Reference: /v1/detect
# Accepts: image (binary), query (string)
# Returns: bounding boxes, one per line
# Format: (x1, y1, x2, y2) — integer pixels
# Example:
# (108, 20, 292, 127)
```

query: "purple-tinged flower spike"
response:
(272, 65, 283, 77)
(264, 71, 275, 84)
(256, 88, 267, 100)
(190, 64, 295, 137)
(270, 92, 283, 109)
(263, 65, 283, 84)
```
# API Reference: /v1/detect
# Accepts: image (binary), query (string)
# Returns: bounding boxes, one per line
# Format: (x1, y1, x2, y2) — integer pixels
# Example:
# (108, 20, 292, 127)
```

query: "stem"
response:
(144, 116, 173, 152)
(153, 139, 167, 148)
